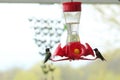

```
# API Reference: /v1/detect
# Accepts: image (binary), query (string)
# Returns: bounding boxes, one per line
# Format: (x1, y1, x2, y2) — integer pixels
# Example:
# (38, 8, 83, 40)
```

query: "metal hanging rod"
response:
(0, 0, 119, 4)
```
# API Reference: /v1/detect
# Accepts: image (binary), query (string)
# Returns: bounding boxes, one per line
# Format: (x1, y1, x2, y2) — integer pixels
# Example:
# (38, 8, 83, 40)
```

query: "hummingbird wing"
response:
(44, 52, 51, 63)
(94, 48, 106, 61)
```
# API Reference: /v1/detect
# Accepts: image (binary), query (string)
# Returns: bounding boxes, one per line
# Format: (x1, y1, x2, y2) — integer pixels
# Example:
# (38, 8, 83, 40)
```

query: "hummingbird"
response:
(44, 48, 51, 63)
(94, 48, 106, 61)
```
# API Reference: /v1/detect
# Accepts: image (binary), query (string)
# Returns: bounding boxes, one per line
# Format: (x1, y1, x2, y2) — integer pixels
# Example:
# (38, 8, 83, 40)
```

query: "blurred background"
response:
(0, 2, 120, 80)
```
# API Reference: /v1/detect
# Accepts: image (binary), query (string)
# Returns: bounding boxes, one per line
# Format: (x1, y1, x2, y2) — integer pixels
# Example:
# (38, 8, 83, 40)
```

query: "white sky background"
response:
(0, 3, 120, 70)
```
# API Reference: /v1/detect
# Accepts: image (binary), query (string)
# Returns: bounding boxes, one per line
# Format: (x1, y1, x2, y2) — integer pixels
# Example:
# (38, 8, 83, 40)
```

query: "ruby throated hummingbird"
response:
(44, 48, 51, 63)
(94, 48, 106, 61)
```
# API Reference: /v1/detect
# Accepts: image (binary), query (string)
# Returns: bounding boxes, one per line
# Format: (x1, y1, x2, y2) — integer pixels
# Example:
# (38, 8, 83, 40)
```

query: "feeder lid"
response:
(63, 2, 81, 12)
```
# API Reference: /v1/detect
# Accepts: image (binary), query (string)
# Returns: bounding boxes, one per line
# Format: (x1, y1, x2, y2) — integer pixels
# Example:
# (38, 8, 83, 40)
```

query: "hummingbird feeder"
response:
(44, 1, 105, 63)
